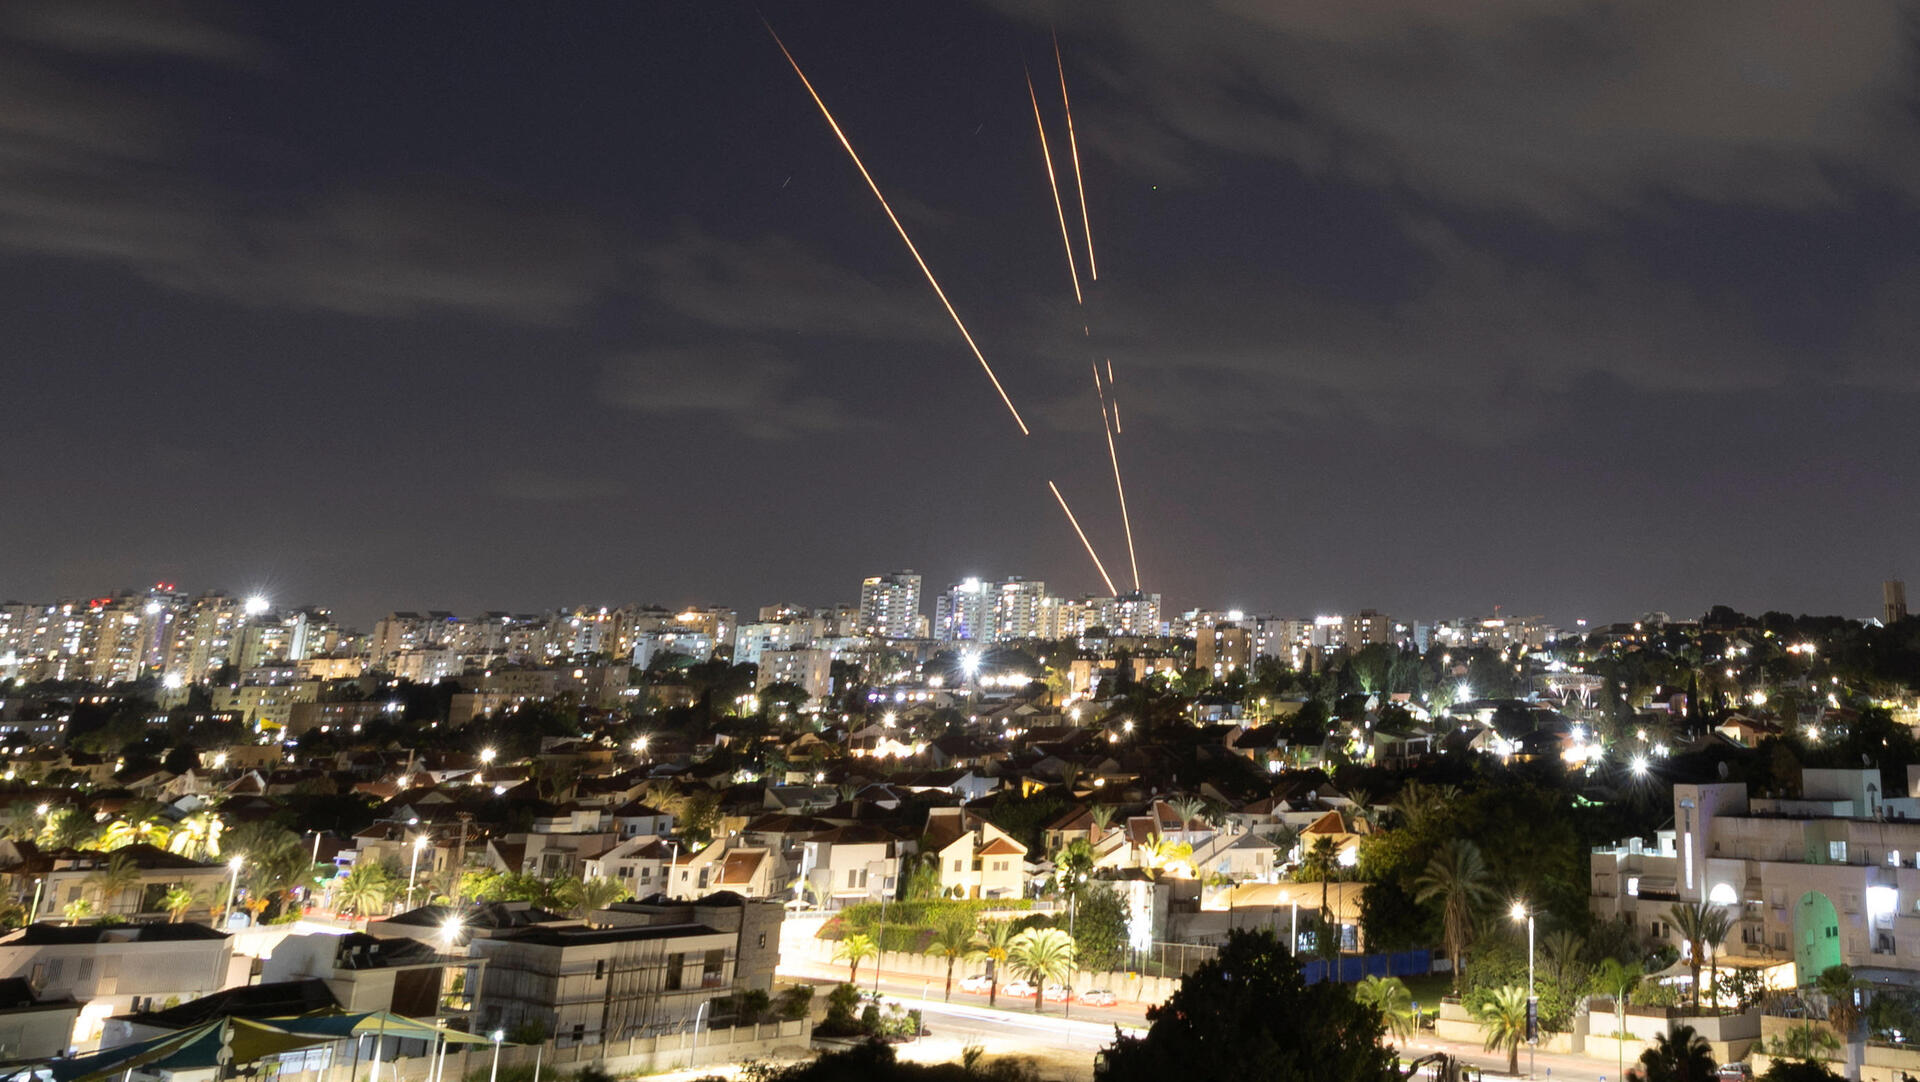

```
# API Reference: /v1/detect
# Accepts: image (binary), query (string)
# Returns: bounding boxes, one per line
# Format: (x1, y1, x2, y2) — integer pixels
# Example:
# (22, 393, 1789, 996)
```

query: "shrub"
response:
(775, 985, 814, 1021)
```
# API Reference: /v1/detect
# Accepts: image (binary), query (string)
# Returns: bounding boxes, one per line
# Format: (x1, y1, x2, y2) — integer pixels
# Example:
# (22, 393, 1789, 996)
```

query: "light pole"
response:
(221, 856, 243, 927)
(488, 1030, 504, 1082)
(1290, 901, 1299, 957)
(407, 835, 430, 911)
(1511, 901, 1535, 1080)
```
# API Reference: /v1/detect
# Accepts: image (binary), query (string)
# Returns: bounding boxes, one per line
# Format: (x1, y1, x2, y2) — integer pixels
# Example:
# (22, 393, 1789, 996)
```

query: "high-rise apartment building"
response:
(993, 578, 1047, 641)
(935, 578, 994, 643)
(1887, 580, 1909, 626)
(858, 571, 922, 640)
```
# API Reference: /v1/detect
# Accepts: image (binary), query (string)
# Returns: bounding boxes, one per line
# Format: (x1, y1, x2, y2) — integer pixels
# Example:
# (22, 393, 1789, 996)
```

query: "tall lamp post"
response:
(1511, 901, 1536, 1080)
(406, 835, 430, 911)
(487, 1030, 504, 1082)
(221, 856, 244, 927)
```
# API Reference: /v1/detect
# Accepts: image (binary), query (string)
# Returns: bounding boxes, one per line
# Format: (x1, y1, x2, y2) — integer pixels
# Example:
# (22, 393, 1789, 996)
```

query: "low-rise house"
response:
(798, 824, 905, 909)
(0, 923, 234, 1050)
(0, 977, 81, 1062)
(470, 921, 736, 1046)
(923, 808, 1028, 900)
(0, 843, 228, 923)
(262, 932, 477, 1019)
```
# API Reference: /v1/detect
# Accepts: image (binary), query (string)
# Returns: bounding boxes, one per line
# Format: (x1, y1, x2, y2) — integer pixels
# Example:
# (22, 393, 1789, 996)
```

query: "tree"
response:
(1817, 965, 1861, 1039)
(167, 812, 224, 861)
(85, 853, 142, 915)
(1352, 975, 1414, 1041)
(924, 912, 977, 1001)
(1630, 1025, 1716, 1082)
(161, 885, 202, 923)
(1073, 885, 1128, 974)
(969, 920, 1018, 1007)
(1413, 840, 1497, 993)
(835, 933, 877, 985)
(1592, 957, 1643, 1082)
(1097, 929, 1394, 1082)
(227, 822, 311, 918)
(1474, 984, 1531, 1075)
(1668, 901, 1733, 1011)
(333, 861, 398, 918)
(1297, 835, 1344, 950)
(1758, 1061, 1841, 1082)
(1007, 927, 1075, 1013)
(577, 875, 630, 915)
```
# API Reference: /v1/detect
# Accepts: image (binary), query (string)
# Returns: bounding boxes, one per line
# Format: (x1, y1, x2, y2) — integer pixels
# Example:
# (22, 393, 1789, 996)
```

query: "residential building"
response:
(0, 923, 234, 1050)
(922, 808, 1028, 900)
(1590, 767, 1920, 986)
(1198, 624, 1253, 678)
(755, 648, 832, 706)
(858, 572, 922, 640)
(470, 921, 734, 1046)
(262, 932, 476, 1018)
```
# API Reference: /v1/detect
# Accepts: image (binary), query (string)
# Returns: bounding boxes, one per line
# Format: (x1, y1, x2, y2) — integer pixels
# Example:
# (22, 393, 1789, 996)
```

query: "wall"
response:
(263, 1019, 811, 1082)
(795, 937, 1183, 1005)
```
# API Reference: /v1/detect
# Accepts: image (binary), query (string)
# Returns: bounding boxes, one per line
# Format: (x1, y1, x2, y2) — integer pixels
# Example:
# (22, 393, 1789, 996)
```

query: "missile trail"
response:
(768, 23, 1029, 435)
(1054, 32, 1096, 281)
(1026, 67, 1082, 304)
(1093, 363, 1141, 590)
(1048, 481, 1118, 595)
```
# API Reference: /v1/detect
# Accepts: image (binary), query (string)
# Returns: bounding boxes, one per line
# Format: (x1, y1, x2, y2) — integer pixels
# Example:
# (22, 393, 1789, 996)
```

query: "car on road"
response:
(959, 974, 993, 994)
(1043, 984, 1071, 1002)
(1002, 980, 1038, 998)
(1080, 989, 1118, 1007)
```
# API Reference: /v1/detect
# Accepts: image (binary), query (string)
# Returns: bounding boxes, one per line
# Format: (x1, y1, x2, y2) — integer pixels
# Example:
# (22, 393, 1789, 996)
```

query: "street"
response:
(780, 955, 1622, 1082)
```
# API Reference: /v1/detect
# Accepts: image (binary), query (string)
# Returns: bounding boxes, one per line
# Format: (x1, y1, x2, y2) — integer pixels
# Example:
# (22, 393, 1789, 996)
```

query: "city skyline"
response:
(3, 3, 1918, 628)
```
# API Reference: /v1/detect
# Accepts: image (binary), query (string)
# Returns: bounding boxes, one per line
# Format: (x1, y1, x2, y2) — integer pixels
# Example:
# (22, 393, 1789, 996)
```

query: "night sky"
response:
(3, 1, 1917, 627)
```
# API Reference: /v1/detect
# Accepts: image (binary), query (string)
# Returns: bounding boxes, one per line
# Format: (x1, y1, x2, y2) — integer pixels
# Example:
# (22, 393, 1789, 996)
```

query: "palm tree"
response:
(167, 812, 224, 861)
(227, 822, 310, 918)
(100, 817, 173, 851)
(1354, 974, 1415, 1041)
(969, 921, 1018, 1007)
(161, 884, 203, 923)
(62, 897, 94, 925)
(1007, 927, 1075, 1013)
(835, 932, 877, 985)
(1632, 1024, 1715, 1082)
(924, 912, 977, 1001)
(85, 853, 142, 915)
(1088, 805, 1115, 842)
(573, 876, 630, 917)
(1413, 839, 1497, 993)
(1296, 835, 1343, 948)
(39, 807, 97, 850)
(0, 801, 40, 841)
(1667, 901, 1733, 1011)
(1770, 1023, 1841, 1063)
(1166, 797, 1208, 834)
(334, 862, 398, 919)
(1474, 984, 1531, 1075)
(1592, 957, 1643, 1082)
(1542, 929, 1585, 989)
(1139, 834, 1193, 880)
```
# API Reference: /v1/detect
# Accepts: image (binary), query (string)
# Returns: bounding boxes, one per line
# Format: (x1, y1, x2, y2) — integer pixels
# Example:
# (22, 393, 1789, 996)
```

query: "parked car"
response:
(1044, 985, 1072, 1002)
(1717, 1064, 1753, 1082)
(1080, 989, 1118, 1007)
(959, 974, 993, 994)
(1002, 980, 1038, 998)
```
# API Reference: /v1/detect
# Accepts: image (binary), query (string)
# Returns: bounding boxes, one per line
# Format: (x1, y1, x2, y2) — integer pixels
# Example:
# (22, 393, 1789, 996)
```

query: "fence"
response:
(262, 1018, 811, 1082)
(1299, 949, 1432, 985)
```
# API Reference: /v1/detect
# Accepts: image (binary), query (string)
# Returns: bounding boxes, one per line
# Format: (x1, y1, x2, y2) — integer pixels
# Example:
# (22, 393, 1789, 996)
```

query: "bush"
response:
(837, 898, 1031, 931)
(775, 985, 814, 1021)
(818, 983, 865, 1037)
(506, 1019, 550, 1045)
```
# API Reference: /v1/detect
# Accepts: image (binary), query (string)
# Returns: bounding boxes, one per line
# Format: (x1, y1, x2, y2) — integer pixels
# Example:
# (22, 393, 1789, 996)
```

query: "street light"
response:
(222, 856, 244, 927)
(1511, 901, 1535, 1080)
(488, 1030, 504, 1082)
(406, 836, 430, 911)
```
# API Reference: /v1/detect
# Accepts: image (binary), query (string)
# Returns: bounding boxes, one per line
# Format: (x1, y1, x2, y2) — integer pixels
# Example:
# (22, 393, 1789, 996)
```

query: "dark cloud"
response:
(600, 347, 854, 440)
(1015, 1, 1920, 220)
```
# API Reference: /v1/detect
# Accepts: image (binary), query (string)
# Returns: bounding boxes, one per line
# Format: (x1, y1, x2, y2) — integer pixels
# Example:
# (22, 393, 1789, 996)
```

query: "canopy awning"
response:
(10, 1012, 499, 1082)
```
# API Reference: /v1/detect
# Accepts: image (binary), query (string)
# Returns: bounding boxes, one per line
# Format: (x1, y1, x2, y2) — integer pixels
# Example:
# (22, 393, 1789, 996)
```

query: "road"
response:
(781, 956, 1620, 1082)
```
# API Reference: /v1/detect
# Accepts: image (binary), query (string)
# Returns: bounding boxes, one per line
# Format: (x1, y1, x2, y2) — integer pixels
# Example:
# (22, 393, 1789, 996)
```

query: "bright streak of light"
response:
(1112, 397, 1121, 433)
(768, 24, 1029, 435)
(1093, 364, 1141, 591)
(1054, 31, 1096, 281)
(1026, 67, 1082, 305)
(1106, 358, 1114, 384)
(1048, 481, 1118, 595)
